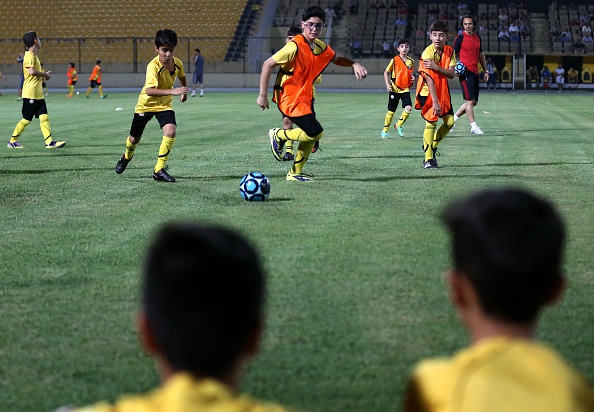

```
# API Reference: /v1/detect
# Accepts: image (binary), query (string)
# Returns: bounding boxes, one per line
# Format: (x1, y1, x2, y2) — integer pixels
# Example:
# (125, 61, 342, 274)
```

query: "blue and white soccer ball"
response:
(455, 62, 466, 75)
(239, 172, 270, 201)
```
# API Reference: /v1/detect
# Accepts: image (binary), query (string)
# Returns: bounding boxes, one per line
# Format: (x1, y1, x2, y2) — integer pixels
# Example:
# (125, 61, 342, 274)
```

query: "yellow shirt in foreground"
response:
(404, 337, 594, 412)
(135, 56, 185, 113)
(73, 373, 293, 412)
(22, 50, 44, 100)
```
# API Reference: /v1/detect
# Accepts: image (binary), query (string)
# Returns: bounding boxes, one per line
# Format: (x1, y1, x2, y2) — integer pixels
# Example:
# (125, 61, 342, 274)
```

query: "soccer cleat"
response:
(115, 156, 131, 174)
(7, 141, 24, 149)
(153, 168, 176, 182)
(85, 95, 90, 98)
(66, 94, 74, 98)
(268, 128, 284, 161)
(396, 125, 405, 137)
(191, 91, 196, 97)
(100, 95, 108, 99)
(381, 131, 391, 139)
(45, 141, 66, 149)
(17, 97, 22, 101)
(471, 126, 484, 135)
(286, 171, 314, 182)
(311, 140, 320, 153)
(282, 152, 294, 161)
(423, 158, 438, 169)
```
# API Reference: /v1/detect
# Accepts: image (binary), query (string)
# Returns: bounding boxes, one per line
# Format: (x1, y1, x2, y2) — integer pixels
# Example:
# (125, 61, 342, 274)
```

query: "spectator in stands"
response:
(561, 29, 572, 42)
(351, 39, 363, 57)
(498, 10, 508, 24)
(416, 27, 425, 38)
(498, 28, 510, 41)
(573, 38, 586, 53)
(582, 22, 592, 36)
(383, 40, 392, 57)
(395, 16, 407, 26)
(526, 65, 539, 88)
(567, 67, 579, 88)
(56, 223, 295, 412)
(549, 1, 557, 11)
(542, 65, 552, 90)
(582, 33, 593, 42)
(550, 22, 561, 41)
(349, 0, 359, 15)
(573, 30, 583, 42)
(325, 6, 335, 20)
(508, 21, 519, 36)
(332, 2, 342, 20)
(403, 187, 594, 412)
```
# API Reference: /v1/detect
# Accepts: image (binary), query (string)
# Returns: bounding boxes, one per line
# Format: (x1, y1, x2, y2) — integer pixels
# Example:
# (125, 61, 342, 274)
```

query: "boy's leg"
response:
(433, 114, 455, 151)
(382, 111, 395, 138)
(116, 113, 151, 174)
(98, 85, 107, 98)
(9, 119, 29, 148)
(40, 112, 66, 149)
(152, 112, 178, 182)
(282, 116, 294, 161)
(395, 97, 412, 137)
(422, 121, 438, 168)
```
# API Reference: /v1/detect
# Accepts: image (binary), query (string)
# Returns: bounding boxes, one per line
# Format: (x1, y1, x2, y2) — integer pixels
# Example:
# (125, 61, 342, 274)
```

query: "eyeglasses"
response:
(304, 22, 325, 31)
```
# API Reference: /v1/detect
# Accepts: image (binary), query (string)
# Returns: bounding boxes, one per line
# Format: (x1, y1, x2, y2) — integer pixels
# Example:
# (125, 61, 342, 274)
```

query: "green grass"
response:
(0, 90, 593, 411)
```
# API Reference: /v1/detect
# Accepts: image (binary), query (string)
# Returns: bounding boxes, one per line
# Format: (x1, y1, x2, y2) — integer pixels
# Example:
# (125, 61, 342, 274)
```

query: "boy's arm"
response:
(145, 82, 189, 97)
(422, 59, 455, 79)
(425, 75, 441, 116)
(257, 56, 279, 110)
(28, 66, 51, 80)
(178, 75, 188, 102)
(331, 55, 368, 80)
(383, 69, 392, 91)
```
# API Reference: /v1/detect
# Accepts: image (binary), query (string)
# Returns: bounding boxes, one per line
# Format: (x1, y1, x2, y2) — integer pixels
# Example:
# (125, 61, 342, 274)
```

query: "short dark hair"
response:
(442, 188, 565, 324)
(155, 29, 178, 48)
(143, 223, 265, 378)
(194, 48, 201, 53)
(429, 20, 449, 34)
(23, 31, 38, 48)
(69, 62, 75, 68)
(96, 60, 101, 65)
(302, 5, 326, 23)
(397, 38, 410, 47)
(287, 26, 303, 38)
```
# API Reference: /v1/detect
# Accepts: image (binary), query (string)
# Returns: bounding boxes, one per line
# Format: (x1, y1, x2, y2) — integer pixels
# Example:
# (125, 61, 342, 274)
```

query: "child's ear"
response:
(137, 312, 160, 355)
(546, 276, 566, 306)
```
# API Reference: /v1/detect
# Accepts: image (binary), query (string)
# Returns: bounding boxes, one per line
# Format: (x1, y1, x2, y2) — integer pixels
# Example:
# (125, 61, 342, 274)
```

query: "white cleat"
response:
(471, 126, 484, 135)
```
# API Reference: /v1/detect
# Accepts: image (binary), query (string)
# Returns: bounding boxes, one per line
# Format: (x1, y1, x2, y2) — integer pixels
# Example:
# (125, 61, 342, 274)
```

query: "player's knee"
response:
(312, 131, 323, 142)
(444, 115, 455, 129)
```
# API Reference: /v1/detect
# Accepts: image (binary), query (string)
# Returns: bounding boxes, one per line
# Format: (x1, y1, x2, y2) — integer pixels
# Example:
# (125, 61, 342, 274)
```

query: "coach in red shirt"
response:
(452, 15, 488, 135)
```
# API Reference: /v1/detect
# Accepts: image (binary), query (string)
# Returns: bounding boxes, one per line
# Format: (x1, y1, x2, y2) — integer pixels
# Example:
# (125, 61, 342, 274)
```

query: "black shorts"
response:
(90, 80, 101, 88)
(21, 99, 48, 121)
(287, 113, 323, 137)
(70, 80, 78, 86)
(129, 110, 176, 138)
(417, 95, 454, 117)
(387, 91, 412, 112)
(459, 70, 480, 101)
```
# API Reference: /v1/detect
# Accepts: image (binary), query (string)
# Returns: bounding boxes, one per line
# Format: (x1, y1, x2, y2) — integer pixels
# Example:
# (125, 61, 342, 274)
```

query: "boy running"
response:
(415, 20, 456, 169)
(381, 38, 414, 139)
(257, 5, 367, 182)
(8, 31, 66, 149)
(66, 62, 78, 97)
(114, 29, 189, 182)
(85, 60, 107, 98)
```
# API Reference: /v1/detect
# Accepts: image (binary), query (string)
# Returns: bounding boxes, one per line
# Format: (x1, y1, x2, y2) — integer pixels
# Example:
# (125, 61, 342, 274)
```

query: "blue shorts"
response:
(193, 72, 203, 84)
(459, 70, 480, 101)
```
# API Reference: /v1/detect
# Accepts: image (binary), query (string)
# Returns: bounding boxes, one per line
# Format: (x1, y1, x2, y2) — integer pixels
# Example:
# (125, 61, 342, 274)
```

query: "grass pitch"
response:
(0, 90, 593, 411)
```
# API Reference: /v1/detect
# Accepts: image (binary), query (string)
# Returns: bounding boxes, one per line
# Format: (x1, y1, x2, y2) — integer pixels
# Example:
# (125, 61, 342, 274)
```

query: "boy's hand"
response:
(352, 62, 368, 80)
(423, 59, 438, 71)
(432, 100, 442, 117)
(45, 71, 52, 80)
(179, 93, 187, 103)
(257, 95, 269, 110)
(173, 86, 189, 96)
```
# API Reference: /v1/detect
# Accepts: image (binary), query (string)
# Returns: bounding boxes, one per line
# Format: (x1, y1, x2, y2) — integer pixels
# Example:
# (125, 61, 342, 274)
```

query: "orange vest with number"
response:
(392, 55, 414, 90)
(415, 45, 454, 122)
(273, 34, 335, 117)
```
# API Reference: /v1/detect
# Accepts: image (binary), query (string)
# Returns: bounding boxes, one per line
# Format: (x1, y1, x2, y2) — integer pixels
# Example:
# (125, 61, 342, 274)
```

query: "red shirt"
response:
(453, 31, 482, 74)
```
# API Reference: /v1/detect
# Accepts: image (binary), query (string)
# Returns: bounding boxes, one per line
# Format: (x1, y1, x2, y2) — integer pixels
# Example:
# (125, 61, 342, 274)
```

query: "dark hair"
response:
(194, 48, 201, 53)
(442, 188, 565, 324)
(96, 60, 102, 64)
(69, 62, 75, 68)
(397, 38, 410, 47)
(302, 5, 326, 23)
(143, 223, 265, 378)
(462, 14, 478, 30)
(23, 31, 38, 48)
(155, 29, 178, 48)
(429, 20, 449, 34)
(287, 26, 303, 37)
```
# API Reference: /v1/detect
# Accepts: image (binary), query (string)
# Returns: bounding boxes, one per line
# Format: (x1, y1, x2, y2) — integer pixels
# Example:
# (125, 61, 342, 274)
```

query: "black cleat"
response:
(282, 152, 294, 161)
(423, 158, 438, 169)
(153, 168, 176, 182)
(115, 156, 130, 174)
(311, 140, 320, 153)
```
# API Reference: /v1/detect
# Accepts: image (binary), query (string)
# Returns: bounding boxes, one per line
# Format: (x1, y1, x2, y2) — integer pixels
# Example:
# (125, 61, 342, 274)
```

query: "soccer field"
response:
(1, 90, 593, 411)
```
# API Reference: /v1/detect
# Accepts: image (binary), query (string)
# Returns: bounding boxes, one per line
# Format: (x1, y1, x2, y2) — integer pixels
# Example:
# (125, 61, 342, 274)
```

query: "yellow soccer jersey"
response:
(404, 337, 594, 412)
(135, 56, 185, 113)
(72, 373, 293, 412)
(385, 56, 415, 93)
(22, 51, 44, 100)
(419, 44, 457, 97)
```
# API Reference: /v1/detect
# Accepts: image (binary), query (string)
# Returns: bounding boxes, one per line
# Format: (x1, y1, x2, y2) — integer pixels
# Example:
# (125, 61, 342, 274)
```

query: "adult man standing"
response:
(191, 48, 205, 97)
(452, 15, 488, 135)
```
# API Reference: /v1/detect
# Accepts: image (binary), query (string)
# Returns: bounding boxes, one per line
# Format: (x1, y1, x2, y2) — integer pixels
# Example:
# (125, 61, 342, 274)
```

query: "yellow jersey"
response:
(135, 56, 185, 113)
(404, 337, 594, 412)
(22, 51, 44, 100)
(72, 373, 293, 412)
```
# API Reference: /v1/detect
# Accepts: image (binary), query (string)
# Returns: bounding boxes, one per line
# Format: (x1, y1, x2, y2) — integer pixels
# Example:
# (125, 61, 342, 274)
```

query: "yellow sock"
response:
(124, 136, 138, 160)
(279, 128, 318, 143)
(286, 140, 294, 154)
(40, 114, 52, 144)
(154, 136, 175, 173)
(383, 111, 395, 132)
(98, 85, 103, 96)
(433, 115, 455, 150)
(85, 87, 92, 96)
(289, 132, 322, 175)
(423, 122, 437, 161)
(11, 119, 31, 141)
(68, 85, 74, 95)
(396, 109, 411, 127)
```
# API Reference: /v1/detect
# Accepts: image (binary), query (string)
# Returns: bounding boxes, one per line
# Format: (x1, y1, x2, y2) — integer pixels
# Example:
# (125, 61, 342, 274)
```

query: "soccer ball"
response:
(239, 172, 270, 201)
(455, 62, 466, 75)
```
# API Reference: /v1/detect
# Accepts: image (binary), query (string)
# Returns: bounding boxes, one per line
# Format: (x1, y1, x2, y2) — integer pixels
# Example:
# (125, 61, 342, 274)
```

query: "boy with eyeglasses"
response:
(257, 5, 367, 182)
